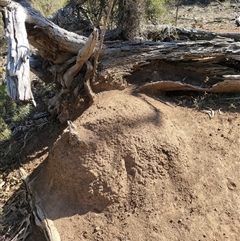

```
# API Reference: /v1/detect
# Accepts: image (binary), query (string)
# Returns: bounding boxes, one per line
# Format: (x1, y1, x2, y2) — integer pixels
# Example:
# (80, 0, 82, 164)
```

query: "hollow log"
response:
(97, 36, 240, 93)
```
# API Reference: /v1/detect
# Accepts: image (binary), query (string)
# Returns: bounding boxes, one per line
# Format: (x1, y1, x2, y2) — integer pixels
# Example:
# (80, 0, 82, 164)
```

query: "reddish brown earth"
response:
(27, 89, 240, 241)
(1, 2, 240, 241)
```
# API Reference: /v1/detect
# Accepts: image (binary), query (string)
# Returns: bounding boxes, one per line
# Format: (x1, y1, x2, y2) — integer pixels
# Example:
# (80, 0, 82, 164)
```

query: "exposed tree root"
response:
(45, 29, 98, 121)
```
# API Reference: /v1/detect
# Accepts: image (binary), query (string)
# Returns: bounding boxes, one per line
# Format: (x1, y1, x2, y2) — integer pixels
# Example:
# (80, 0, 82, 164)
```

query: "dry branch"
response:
(63, 28, 98, 88)
(19, 168, 61, 241)
(92, 0, 114, 82)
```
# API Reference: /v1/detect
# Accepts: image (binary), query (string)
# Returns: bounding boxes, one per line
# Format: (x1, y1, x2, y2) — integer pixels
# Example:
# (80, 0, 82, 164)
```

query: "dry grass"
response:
(30, 0, 68, 16)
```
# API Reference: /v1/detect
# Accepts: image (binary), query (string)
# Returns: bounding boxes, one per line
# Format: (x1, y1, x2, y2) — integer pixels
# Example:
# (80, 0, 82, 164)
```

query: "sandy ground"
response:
(26, 89, 240, 241)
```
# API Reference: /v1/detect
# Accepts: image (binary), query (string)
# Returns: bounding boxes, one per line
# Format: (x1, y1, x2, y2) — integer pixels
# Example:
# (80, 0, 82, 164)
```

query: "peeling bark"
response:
(1, 0, 98, 104)
(2, 0, 90, 64)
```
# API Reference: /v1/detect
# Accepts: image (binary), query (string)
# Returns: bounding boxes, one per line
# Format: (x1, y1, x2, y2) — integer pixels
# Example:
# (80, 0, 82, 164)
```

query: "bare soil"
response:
(1, 2, 240, 241)
(28, 89, 240, 241)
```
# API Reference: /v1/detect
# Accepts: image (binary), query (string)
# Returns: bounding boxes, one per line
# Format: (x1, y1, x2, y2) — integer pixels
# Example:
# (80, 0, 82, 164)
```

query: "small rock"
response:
(236, 16, 240, 27)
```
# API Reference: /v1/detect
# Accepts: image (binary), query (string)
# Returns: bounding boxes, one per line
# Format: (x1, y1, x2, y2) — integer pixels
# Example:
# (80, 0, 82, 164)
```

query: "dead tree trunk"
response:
(0, 0, 97, 113)
(1, 0, 34, 103)
(1, 1, 240, 112)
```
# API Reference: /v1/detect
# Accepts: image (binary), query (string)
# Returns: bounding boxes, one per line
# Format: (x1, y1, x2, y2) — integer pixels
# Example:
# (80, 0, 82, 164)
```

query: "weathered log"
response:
(0, 0, 97, 104)
(19, 167, 61, 241)
(96, 37, 240, 92)
(2, 0, 240, 106)
(1, 0, 89, 63)
(177, 27, 240, 42)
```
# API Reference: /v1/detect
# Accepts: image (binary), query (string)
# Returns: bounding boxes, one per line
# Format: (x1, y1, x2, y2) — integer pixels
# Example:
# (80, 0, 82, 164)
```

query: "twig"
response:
(218, 108, 223, 115)
(202, 109, 215, 119)
(223, 96, 240, 101)
(215, 0, 224, 5)
(175, 0, 181, 26)
(92, 0, 114, 82)
(20, 132, 28, 153)
(11, 215, 31, 241)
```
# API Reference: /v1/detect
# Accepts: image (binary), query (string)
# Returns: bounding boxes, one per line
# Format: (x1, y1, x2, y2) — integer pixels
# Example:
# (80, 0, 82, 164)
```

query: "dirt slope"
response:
(27, 89, 240, 241)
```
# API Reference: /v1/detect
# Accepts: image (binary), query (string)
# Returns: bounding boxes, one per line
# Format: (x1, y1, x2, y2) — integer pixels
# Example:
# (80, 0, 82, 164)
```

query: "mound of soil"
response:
(29, 89, 240, 241)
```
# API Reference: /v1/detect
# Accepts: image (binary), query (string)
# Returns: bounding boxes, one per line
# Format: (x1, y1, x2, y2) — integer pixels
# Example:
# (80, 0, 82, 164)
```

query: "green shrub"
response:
(0, 84, 11, 142)
(145, 0, 167, 24)
(0, 84, 31, 142)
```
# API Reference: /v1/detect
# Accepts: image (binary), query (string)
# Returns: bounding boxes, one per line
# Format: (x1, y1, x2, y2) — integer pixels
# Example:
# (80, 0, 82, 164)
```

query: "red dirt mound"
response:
(29, 89, 240, 241)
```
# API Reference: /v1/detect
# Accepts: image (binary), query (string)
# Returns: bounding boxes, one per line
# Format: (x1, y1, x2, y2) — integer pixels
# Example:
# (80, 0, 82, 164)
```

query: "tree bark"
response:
(117, 0, 143, 40)
(97, 34, 240, 93)
(2, 1, 90, 62)
(0, 0, 95, 104)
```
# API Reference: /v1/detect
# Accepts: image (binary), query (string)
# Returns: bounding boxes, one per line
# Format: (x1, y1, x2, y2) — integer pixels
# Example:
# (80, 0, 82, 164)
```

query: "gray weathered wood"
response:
(2, 0, 89, 63)
(96, 37, 240, 92)
(0, 0, 95, 103)
(3, 1, 35, 104)
(63, 29, 98, 88)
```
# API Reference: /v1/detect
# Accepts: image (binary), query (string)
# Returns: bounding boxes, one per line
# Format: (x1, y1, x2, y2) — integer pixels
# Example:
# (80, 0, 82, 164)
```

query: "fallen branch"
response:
(19, 167, 61, 241)
(92, 0, 114, 82)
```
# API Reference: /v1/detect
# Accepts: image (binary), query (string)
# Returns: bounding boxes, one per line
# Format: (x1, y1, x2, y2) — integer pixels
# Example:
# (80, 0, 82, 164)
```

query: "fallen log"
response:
(1, 0, 240, 106)
(96, 36, 240, 93)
